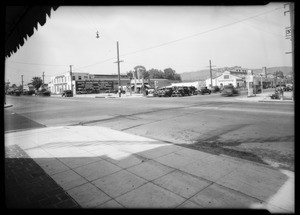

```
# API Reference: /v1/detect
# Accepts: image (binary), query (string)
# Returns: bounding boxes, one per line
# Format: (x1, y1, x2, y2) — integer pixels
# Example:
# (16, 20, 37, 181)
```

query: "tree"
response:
(174, 73, 182, 82)
(31, 77, 43, 90)
(126, 71, 133, 79)
(275, 70, 284, 79)
(148, 68, 164, 79)
(11, 84, 17, 88)
(163, 68, 176, 80)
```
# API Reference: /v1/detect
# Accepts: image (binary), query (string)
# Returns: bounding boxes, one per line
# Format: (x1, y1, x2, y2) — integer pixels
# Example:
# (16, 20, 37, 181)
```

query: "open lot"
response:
(5, 91, 294, 171)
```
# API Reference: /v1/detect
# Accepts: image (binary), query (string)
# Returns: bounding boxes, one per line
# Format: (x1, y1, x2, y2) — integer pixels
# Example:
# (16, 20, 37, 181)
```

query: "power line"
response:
(120, 6, 284, 58)
(6, 6, 284, 75)
(7, 61, 69, 67)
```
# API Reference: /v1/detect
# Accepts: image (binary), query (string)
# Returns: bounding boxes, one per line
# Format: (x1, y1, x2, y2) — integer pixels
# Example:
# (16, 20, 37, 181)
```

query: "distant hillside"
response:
(179, 66, 292, 82)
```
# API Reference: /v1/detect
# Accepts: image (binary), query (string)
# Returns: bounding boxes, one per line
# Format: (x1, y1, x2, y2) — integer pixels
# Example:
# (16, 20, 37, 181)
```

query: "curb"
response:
(259, 99, 294, 103)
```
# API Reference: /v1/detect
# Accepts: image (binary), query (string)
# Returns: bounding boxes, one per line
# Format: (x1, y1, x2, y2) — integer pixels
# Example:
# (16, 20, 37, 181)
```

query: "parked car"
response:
(286, 84, 293, 91)
(253, 86, 262, 94)
(158, 87, 173, 97)
(188, 86, 197, 95)
(23, 89, 35, 95)
(77, 90, 87, 94)
(270, 92, 280, 99)
(211, 86, 221, 93)
(171, 88, 184, 97)
(11, 89, 22, 96)
(199, 87, 211, 95)
(62, 90, 73, 97)
(221, 85, 239, 96)
(276, 84, 286, 91)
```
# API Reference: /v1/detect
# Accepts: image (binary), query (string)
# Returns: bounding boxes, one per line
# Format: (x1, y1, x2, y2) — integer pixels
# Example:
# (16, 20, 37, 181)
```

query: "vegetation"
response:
(126, 66, 182, 81)
(31, 77, 43, 90)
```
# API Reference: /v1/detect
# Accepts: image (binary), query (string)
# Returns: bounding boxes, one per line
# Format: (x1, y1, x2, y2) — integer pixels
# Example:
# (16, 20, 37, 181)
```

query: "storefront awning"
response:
(5, 6, 59, 58)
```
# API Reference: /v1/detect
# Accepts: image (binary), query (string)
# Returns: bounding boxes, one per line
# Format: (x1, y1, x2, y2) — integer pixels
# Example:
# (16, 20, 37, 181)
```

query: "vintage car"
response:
(157, 87, 173, 97)
(62, 90, 73, 97)
(199, 87, 211, 95)
(221, 85, 239, 96)
(171, 87, 185, 97)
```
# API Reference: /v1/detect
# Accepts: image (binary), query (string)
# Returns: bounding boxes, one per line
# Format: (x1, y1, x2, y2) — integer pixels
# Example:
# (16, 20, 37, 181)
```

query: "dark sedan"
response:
(62, 90, 73, 97)
(221, 85, 239, 96)
(199, 87, 211, 95)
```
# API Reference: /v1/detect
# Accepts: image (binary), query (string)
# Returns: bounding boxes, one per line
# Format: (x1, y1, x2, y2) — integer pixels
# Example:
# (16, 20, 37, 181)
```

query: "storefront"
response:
(49, 72, 130, 94)
(205, 71, 245, 88)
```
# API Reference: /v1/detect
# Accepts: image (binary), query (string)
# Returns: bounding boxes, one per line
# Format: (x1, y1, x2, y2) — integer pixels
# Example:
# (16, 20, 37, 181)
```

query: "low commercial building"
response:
(49, 72, 130, 94)
(205, 71, 245, 88)
(171, 81, 206, 89)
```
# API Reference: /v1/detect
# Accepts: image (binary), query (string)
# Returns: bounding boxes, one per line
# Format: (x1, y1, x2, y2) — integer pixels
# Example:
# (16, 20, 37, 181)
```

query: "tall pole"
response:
(42, 72, 45, 85)
(209, 60, 213, 88)
(117, 42, 121, 95)
(114, 41, 123, 97)
(260, 75, 263, 94)
(21, 75, 24, 94)
(284, 3, 294, 100)
(70, 65, 73, 93)
(290, 3, 294, 101)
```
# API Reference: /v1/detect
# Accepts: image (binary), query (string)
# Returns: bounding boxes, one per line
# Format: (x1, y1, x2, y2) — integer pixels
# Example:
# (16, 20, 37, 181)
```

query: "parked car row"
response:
(6, 89, 51, 96)
(151, 85, 232, 97)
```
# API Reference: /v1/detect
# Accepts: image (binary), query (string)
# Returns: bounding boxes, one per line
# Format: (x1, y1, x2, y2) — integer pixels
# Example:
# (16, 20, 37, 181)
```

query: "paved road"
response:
(5, 92, 294, 171)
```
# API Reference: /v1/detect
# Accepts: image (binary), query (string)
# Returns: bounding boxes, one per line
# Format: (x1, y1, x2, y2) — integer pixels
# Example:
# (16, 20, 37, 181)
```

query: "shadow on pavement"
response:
(4, 138, 294, 212)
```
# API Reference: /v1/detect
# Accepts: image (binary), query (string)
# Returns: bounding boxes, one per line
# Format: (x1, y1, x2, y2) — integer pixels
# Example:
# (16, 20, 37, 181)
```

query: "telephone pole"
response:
(114, 41, 124, 97)
(21, 75, 24, 93)
(208, 60, 216, 88)
(70, 65, 73, 93)
(284, 2, 294, 100)
(42, 72, 45, 85)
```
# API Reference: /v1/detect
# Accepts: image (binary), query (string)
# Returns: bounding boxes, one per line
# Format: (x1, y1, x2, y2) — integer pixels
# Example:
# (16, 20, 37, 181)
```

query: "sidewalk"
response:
(49, 93, 144, 99)
(235, 90, 294, 103)
(4, 125, 294, 211)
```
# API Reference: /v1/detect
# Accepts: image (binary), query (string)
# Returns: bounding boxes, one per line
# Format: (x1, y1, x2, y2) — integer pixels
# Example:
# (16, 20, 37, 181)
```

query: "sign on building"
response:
(76, 80, 114, 93)
(245, 75, 253, 82)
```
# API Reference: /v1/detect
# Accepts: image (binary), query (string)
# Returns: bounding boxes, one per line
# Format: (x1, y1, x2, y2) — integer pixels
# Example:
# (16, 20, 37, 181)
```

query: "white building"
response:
(171, 81, 205, 89)
(205, 71, 245, 88)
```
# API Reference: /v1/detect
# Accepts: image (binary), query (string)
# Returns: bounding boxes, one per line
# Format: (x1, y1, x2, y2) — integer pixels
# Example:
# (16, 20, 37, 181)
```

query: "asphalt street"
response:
(5, 91, 294, 171)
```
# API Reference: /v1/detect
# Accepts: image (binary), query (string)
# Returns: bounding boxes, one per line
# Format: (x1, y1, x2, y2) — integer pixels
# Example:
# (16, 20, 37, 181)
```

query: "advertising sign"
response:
(76, 80, 114, 93)
(245, 75, 253, 82)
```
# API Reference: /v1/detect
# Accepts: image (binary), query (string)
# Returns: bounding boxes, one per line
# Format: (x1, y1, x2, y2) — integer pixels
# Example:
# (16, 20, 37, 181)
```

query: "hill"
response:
(179, 66, 292, 82)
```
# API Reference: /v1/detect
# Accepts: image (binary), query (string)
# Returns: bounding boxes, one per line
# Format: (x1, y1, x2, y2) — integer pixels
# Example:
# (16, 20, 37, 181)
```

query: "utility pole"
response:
(114, 41, 124, 97)
(42, 72, 45, 85)
(70, 65, 73, 93)
(21, 75, 24, 94)
(208, 60, 216, 88)
(284, 2, 294, 100)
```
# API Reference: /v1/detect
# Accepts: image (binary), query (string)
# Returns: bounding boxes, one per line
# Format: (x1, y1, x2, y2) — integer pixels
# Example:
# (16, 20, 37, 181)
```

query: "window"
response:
(84, 76, 88, 79)
(78, 76, 82, 80)
(72, 76, 75, 80)
(224, 75, 229, 79)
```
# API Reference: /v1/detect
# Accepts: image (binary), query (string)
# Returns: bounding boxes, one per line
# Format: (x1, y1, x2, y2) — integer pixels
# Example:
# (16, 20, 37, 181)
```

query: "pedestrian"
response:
(280, 87, 284, 100)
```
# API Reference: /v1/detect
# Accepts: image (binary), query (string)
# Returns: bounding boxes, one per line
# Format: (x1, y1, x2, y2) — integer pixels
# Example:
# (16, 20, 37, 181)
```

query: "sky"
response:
(5, 3, 293, 85)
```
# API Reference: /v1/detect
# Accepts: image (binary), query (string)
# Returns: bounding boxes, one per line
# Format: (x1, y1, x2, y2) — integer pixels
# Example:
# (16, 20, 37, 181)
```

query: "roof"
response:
(207, 71, 245, 81)
(5, 6, 59, 58)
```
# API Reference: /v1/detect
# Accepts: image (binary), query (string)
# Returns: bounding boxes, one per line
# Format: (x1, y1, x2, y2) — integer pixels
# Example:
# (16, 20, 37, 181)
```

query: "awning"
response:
(5, 6, 59, 58)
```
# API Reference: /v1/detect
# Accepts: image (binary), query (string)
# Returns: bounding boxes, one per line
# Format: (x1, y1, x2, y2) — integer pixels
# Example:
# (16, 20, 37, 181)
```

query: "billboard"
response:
(76, 80, 114, 93)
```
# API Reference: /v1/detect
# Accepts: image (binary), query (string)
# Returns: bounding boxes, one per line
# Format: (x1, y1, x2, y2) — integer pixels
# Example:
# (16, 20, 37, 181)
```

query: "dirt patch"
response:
(181, 139, 294, 172)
